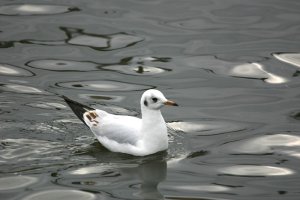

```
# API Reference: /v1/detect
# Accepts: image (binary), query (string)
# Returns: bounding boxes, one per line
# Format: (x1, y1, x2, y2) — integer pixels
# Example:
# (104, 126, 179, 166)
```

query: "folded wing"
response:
(84, 109, 142, 146)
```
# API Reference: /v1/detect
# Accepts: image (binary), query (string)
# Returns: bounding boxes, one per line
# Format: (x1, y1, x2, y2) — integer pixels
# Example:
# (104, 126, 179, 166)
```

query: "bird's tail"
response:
(62, 96, 94, 126)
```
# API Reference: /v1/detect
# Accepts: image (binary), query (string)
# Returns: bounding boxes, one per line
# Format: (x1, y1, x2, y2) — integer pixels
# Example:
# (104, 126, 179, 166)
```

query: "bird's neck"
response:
(140, 107, 168, 153)
(141, 107, 163, 122)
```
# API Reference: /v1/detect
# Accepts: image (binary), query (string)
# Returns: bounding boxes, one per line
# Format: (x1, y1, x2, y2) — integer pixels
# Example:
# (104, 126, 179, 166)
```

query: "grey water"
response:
(0, 0, 300, 199)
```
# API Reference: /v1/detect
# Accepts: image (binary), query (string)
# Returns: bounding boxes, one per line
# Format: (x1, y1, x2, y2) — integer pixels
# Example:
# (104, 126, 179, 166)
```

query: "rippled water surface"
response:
(1, 0, 300, 199)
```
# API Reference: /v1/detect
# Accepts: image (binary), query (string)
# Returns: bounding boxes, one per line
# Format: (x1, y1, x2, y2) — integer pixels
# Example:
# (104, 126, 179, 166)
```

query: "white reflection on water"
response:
(0, 4, 73, 15)
(230, 63, 268, 79)
(0, 64, 33, 76)
(183, 56, 288, 84)
(0, 65, 19, 75)
(3, 84, 43, 93)
(220, 165, 294, 176)
(17, 5, 47, 13)
(167, 120, 247, 135)
(168, 121, 210, 132)
(251, 63, 288, 84)
(3, 84, 44, 94)
(230, 62, 288, 84)
(0, 176, 38, 191)
(22, 189, 96, 200)
(171, 184, 230, 192)
(69, 164, 114, 175)
(273, 53, 300, 68)
(236, 134, 300, 155)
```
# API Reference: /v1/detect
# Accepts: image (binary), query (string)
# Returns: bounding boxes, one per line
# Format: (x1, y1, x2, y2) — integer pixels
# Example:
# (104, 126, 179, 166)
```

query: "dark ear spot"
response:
(144, 100, 148, 106)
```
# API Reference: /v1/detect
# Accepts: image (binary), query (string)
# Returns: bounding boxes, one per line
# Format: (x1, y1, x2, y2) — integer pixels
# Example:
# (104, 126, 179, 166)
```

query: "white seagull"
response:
(63, 89, 178, 156)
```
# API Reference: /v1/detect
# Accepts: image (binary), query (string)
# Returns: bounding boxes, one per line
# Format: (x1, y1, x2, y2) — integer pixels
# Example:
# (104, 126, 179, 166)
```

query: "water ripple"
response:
(0, 176, 38, 191)
(79, 93, 124, 102)
(103, 65, 168, 75)
(2, 27, 143, 51)
(22, 189, 96, 200)
(26, 102, 67, 110)
(103, 56, 171, 75)
(63, 27, 144, 51)
(0, 138, 64, 161)
(56, 80, 152, 92)
(26, 59, 99, 71)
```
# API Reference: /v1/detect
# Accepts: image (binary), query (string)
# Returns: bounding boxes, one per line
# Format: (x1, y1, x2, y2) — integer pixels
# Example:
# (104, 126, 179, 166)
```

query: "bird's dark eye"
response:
(152, 97, 158, 103)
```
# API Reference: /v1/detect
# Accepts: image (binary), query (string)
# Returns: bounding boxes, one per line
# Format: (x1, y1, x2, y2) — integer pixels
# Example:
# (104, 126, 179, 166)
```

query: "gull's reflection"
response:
(136, 158, 167, 199)
(74, 145, 167, 199)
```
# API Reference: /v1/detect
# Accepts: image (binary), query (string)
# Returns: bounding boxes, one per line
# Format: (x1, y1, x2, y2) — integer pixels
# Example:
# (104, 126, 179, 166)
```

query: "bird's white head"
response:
(141, 89, 178, 110)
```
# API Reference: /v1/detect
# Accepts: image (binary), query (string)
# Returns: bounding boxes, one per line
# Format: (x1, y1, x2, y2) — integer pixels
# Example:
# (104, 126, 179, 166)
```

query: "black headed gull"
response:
(63, 89, 178, 156)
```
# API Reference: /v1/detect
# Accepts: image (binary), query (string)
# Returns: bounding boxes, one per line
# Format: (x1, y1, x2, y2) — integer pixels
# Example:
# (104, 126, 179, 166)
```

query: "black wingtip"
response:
(62, 96, 94, 126)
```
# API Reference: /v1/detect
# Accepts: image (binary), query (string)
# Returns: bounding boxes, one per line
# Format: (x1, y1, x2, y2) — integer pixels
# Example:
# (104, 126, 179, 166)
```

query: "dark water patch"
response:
(0, 41, 14, 48)
(292, 70, 300, 77)
(187, 150, 209, 159)
(0, 63, 34, 76)
(0, 4, 79, 16)
(56, 80, 153, 92)
(26, 59, 100, 72)
(290, 111, 300, 120)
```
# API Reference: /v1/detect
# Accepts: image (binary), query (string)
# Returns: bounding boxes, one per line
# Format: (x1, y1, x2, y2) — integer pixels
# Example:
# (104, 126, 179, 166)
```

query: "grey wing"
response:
(84, 110, 142, 145)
